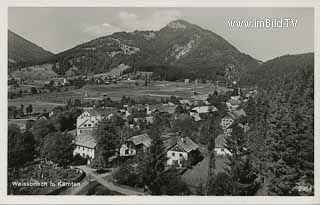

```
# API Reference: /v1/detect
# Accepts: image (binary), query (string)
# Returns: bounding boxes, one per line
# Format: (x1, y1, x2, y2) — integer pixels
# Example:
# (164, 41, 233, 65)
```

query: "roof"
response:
(127, 133, 152, 147)
(191, 106, 218, 113)
(215, 134, 227, 148)
(232, 109, 246, 119)
(222, 112, 236, 120)
(74, 133, 97, 148)
(85, 107, 117, 117)
(179, 99, 191, 105)
(176, 137, 199, 153)
(149, 104, 177, 114)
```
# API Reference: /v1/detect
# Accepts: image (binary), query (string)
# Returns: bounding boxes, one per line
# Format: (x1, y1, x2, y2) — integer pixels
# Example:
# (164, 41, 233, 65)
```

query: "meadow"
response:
(8, 81, 217, 112)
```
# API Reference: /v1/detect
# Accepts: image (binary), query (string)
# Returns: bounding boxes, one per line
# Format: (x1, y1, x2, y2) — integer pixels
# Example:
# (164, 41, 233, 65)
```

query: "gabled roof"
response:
(81, 107, 117, 117)
(222, 112, 236, 120)
(127, 133, 152, 148)
(232, 109, 246, 119)
(149, 104, 177, 114)
(191, 106, 218, 113)
(176, 137, 199, 153)
(215, 134, 227, 148)
(75, 133, 97, 148)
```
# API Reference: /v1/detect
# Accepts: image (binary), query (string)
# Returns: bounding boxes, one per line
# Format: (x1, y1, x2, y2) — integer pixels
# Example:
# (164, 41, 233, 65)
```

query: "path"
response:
(77, 166, 145, 195)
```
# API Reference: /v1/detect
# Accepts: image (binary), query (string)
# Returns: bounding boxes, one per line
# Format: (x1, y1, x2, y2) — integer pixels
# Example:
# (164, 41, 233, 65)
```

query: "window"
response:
(125, 150, 129, 155)
(179, 153, 183, 157)
(221, 148, 224, 152)
(172, 152, 175, 156)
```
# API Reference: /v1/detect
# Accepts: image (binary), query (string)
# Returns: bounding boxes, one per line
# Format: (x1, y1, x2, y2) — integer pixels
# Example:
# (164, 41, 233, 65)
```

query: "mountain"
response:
(32, 19, 259, 80)
(240, 52, 314, 87)
(8, 30, 54, 70)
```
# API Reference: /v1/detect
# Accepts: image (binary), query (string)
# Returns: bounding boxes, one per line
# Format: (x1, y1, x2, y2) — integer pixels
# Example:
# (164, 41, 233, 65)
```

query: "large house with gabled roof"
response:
(76, 108, 116, 136)
(166, 136, 200, 168)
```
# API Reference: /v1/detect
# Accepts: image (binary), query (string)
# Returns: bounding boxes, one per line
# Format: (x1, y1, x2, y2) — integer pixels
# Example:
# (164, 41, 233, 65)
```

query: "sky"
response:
(8, 7, 314, 61)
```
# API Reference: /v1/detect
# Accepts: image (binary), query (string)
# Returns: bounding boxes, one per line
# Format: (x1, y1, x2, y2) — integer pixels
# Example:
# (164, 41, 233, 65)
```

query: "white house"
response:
(166, 137, 199, 168)
(76, 110, 102, 136)
(120, 133, 152, 157)
(73, 133, 97, 164)
(215, 134, 231, 156)
(221, 113, 235, 130)
(190, 105, 218, 121)
(76, 108, 116, 136)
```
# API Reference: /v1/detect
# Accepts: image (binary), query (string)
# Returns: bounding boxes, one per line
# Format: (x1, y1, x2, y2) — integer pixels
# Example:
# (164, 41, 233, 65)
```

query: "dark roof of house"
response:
(127, 133, 152, 147)
(74, 133, 97, 148)
(176, 137, 199, 153)
(150, 104, 177, 114)
(85, 107, 118, 117)
(232, 109, 246, 119)
(215, 134, 227, 148)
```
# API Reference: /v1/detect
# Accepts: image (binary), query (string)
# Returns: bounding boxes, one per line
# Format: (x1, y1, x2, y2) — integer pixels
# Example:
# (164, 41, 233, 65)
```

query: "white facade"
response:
(215, 147, 232, 156)
(221, 116, 234, 130)
(73, 145, 95, 164)
(167, 150, 188, 167)
(76, 111, 102, 136)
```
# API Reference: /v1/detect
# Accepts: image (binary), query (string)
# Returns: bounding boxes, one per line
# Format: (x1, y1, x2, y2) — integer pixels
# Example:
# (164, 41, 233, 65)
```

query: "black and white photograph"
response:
(3, 2, 318, 203)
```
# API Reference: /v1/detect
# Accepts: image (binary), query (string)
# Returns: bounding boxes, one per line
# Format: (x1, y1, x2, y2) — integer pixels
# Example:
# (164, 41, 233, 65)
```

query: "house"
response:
(76, 109, 103, 136)
(133, 116, 154, 125)
(179, 99, 192, 106)
(232, 109, 246, 119)
(135, 71, 153, 79)
(184, 79, 190, 83)
(166, 137, 200, 168)
(51, 78, 68, 86)
(73, 133, 97, 164)
(226, 98, 242, 112)
(215, 134, 231, 156)
(190, 105, 218, 121)
(76, 108, 116, 136)
(120, 133, 152, 157)
(148, 104, 177, 115)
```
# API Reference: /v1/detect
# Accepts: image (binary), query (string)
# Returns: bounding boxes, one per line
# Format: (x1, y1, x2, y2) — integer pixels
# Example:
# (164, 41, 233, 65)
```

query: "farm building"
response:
(166, 137, 200, 168)
(120, 133, 152, 157)
(76, 108, 117, 136)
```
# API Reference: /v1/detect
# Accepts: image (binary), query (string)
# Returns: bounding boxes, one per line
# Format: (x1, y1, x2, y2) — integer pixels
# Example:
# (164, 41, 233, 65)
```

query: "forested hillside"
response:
(240, 53, 314, 87)
(8, 30, 53, 70)
(244, 64, 314, 195)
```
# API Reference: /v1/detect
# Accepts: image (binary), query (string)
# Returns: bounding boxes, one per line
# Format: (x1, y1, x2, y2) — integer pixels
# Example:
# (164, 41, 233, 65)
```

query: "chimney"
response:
(181, 137, 185, 143)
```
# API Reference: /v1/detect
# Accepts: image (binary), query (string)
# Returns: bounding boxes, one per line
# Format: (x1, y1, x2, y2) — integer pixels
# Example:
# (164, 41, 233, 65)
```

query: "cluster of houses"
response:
(73, 85, 256, 168)
(72, 97, 209, 167)
(73, 104, 202, 167)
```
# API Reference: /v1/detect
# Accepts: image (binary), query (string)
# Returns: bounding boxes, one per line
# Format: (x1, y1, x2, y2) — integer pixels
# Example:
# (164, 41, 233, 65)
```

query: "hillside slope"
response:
(240, 52, 314, 87)
(8, 30, 54, 70)
(36, 19, 259, 80)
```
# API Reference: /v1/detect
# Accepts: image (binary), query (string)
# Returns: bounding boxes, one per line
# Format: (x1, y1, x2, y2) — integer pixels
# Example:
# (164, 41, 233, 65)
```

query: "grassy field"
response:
(8, 81, 217, 112)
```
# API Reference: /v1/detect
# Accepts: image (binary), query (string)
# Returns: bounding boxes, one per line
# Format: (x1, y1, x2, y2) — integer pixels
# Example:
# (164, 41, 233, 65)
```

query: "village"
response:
(8, 68, 258, 195)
